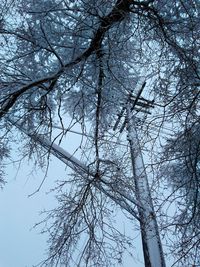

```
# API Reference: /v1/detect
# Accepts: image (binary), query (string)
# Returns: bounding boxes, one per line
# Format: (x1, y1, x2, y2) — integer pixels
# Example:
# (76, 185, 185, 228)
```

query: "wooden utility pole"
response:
(113, 79, 166, 267)
(7, 79, 166, 266)
(126, 101, 166, 267)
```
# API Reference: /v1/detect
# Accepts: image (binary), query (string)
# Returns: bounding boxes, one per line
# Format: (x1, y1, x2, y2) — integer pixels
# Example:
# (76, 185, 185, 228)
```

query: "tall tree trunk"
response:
(127, 103, 166, 267)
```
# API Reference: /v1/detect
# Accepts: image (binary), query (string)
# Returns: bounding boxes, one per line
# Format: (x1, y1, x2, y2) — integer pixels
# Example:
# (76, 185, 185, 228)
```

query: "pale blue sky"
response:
(0, 156, 145, 267)
(0, 156, 63, 267)
(0, 128, 144, 267)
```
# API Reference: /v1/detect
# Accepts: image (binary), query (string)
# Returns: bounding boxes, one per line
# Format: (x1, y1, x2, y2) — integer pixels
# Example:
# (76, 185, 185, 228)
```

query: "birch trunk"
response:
(127, 103, 166, 267)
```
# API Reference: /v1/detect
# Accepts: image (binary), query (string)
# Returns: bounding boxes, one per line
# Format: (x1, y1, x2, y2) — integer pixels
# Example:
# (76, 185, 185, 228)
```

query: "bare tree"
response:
(158, 123, 200, 267)
(0, 0, 199, 266)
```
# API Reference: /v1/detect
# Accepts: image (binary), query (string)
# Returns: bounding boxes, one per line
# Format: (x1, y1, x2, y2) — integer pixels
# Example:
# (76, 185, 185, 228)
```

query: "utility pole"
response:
(7, 79, 166, 266)
(113, 79, 166, 267)
(126, 93, 166, 267)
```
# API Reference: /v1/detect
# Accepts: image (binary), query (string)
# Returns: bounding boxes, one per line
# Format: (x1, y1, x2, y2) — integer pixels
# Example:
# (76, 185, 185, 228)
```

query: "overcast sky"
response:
(0, 155, 63, 267)
(0, 129, 145, 267)
(0, 157, 144, 267)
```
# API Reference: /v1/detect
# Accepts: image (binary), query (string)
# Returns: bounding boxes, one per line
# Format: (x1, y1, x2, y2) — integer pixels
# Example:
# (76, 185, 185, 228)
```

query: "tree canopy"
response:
(0, 0, 199, 266)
